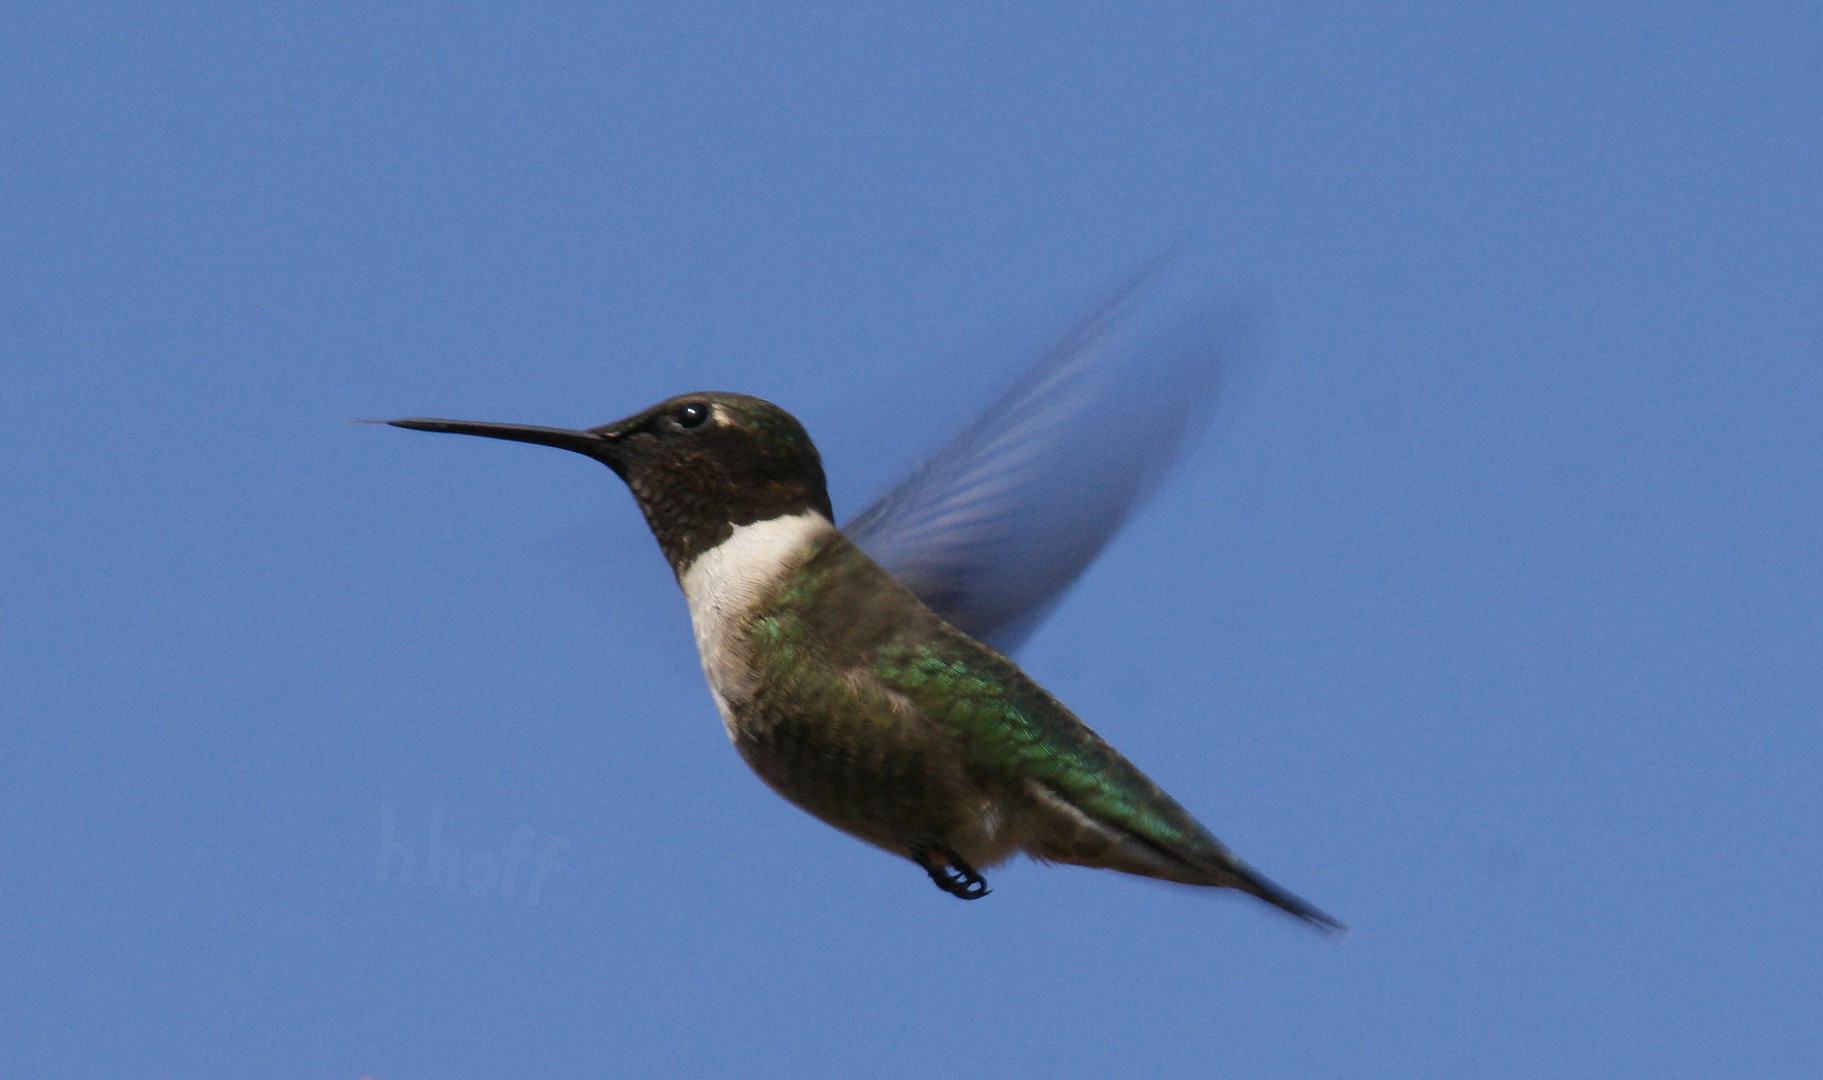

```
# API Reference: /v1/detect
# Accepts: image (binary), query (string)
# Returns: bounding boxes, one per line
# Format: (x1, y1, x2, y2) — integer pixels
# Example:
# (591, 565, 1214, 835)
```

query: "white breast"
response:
(678, 511, 835, 732)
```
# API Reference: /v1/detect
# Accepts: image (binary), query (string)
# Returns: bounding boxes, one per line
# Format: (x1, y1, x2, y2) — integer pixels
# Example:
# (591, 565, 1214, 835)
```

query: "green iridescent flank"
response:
(871, 641, 1221, 862)
(734, 530, 1228, 871)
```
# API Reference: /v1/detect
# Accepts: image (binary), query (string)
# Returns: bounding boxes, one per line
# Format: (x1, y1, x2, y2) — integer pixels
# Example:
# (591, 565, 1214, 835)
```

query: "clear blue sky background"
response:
(3, 5, 1819, 1077)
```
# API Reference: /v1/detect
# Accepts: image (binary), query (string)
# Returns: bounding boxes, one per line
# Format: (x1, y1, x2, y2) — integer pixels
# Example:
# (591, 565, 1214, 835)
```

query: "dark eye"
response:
(674, 402, 709, 429)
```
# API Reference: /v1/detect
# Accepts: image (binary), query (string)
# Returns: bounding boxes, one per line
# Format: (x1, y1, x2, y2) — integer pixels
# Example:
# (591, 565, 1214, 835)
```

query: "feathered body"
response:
(673, 504, 1333, 924)
(385, 269, 1339, 931)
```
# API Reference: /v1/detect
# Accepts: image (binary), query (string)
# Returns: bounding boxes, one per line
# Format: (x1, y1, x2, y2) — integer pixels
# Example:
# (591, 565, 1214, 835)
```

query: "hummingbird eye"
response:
(674, 402, 710, 430)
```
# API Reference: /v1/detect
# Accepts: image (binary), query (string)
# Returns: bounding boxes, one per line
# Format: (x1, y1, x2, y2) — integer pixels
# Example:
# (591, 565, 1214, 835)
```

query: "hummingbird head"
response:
(387, 392, 833, 574)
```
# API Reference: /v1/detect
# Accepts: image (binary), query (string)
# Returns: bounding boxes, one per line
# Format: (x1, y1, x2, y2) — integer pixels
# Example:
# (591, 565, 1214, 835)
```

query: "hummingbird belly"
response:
(677, 511, 1015, 862)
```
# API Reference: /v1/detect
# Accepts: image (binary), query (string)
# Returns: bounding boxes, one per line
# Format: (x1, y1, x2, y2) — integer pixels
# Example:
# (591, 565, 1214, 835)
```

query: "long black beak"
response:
(383, 418, 625, 475)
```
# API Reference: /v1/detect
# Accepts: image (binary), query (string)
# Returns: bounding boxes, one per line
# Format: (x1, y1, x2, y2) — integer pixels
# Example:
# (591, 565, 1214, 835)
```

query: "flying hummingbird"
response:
(382, 266, 1342, 931)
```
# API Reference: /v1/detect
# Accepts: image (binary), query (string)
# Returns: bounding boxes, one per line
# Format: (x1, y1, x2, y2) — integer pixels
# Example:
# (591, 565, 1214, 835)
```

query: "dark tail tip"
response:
(1230, 862, 1347, 935)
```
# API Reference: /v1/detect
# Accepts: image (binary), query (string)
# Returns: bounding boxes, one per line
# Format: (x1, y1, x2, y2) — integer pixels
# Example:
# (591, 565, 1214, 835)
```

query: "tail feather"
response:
(1212, 856, 1347, 934)
(1017, 778, 1343, 931)
(1030, 810, 1346, 933)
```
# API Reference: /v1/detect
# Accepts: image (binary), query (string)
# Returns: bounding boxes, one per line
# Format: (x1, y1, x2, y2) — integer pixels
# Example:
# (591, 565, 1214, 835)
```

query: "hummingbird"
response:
(382, 266, 1342, 932)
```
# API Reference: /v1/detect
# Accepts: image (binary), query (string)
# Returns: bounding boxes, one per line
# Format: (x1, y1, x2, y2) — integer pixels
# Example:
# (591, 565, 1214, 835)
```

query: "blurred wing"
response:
(844, 256, 1251, 654)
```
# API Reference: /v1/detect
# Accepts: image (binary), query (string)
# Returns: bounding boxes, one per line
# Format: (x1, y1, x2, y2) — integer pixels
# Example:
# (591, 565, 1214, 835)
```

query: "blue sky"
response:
(3, 5, 1819, 1077)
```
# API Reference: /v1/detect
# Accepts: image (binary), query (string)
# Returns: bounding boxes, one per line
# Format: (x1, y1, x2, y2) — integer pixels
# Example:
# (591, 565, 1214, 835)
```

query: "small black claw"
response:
(912, 844, 991, 900)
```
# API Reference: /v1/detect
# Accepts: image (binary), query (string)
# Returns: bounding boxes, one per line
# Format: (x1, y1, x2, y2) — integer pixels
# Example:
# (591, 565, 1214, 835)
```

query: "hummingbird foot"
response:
(912, 844, 990, 900)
